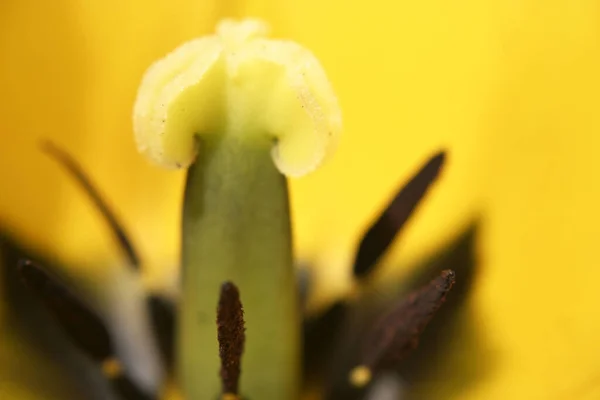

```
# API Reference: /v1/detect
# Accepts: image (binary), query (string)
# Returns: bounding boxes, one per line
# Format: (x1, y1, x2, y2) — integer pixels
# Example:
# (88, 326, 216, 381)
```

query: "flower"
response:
(1, 1, 600, 400)
(12, 136, 457, 400)
(132, 18, 343, 398)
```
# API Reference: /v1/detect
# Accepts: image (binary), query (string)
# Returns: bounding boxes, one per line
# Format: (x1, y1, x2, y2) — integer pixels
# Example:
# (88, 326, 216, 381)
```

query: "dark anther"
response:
(18, 259, 113, 362)
(359, 269, 455, 373)
(18, 259, 155, 400)
(217, 281, 246, 397)
(41, 141, 141, 270)
(352, 151, 446, 280)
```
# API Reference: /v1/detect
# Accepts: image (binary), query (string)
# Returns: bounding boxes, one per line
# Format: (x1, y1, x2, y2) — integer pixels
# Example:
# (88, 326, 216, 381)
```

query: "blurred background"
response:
(0, 1, 599, 399)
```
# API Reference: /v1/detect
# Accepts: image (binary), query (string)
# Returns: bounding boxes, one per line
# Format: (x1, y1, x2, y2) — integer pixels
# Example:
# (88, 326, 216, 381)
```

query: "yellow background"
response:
(1, 1, 599, 399)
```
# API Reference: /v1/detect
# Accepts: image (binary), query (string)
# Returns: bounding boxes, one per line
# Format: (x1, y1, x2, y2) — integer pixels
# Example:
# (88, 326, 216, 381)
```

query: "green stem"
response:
(179, 134, 300, 399)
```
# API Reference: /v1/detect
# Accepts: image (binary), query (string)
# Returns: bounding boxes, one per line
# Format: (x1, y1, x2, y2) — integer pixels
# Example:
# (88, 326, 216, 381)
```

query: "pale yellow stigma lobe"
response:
(133, 18, 342, 177)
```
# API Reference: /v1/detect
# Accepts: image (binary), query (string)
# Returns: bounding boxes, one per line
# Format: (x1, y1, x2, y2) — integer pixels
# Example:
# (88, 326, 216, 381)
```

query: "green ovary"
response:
(179, 133, 300, 399)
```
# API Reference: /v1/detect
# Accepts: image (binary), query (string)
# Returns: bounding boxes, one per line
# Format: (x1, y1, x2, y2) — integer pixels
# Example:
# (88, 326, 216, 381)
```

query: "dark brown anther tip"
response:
(438, 269, 456, 291)
(429, 151, 446, 172)
(359, 269, 456, 373)
(217, 281, 246, 397)
(352, 150, 447, 280)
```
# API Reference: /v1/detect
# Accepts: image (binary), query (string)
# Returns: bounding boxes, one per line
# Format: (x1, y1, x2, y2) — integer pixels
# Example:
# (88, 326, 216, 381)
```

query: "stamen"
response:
(217, 281, 246, 398)
(18, 259, 154, 400)
(18, 259, 112, 361)
(352, 151, 446, 280)
(41, 141, 141, 270)
(354, 269, 455, 377)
